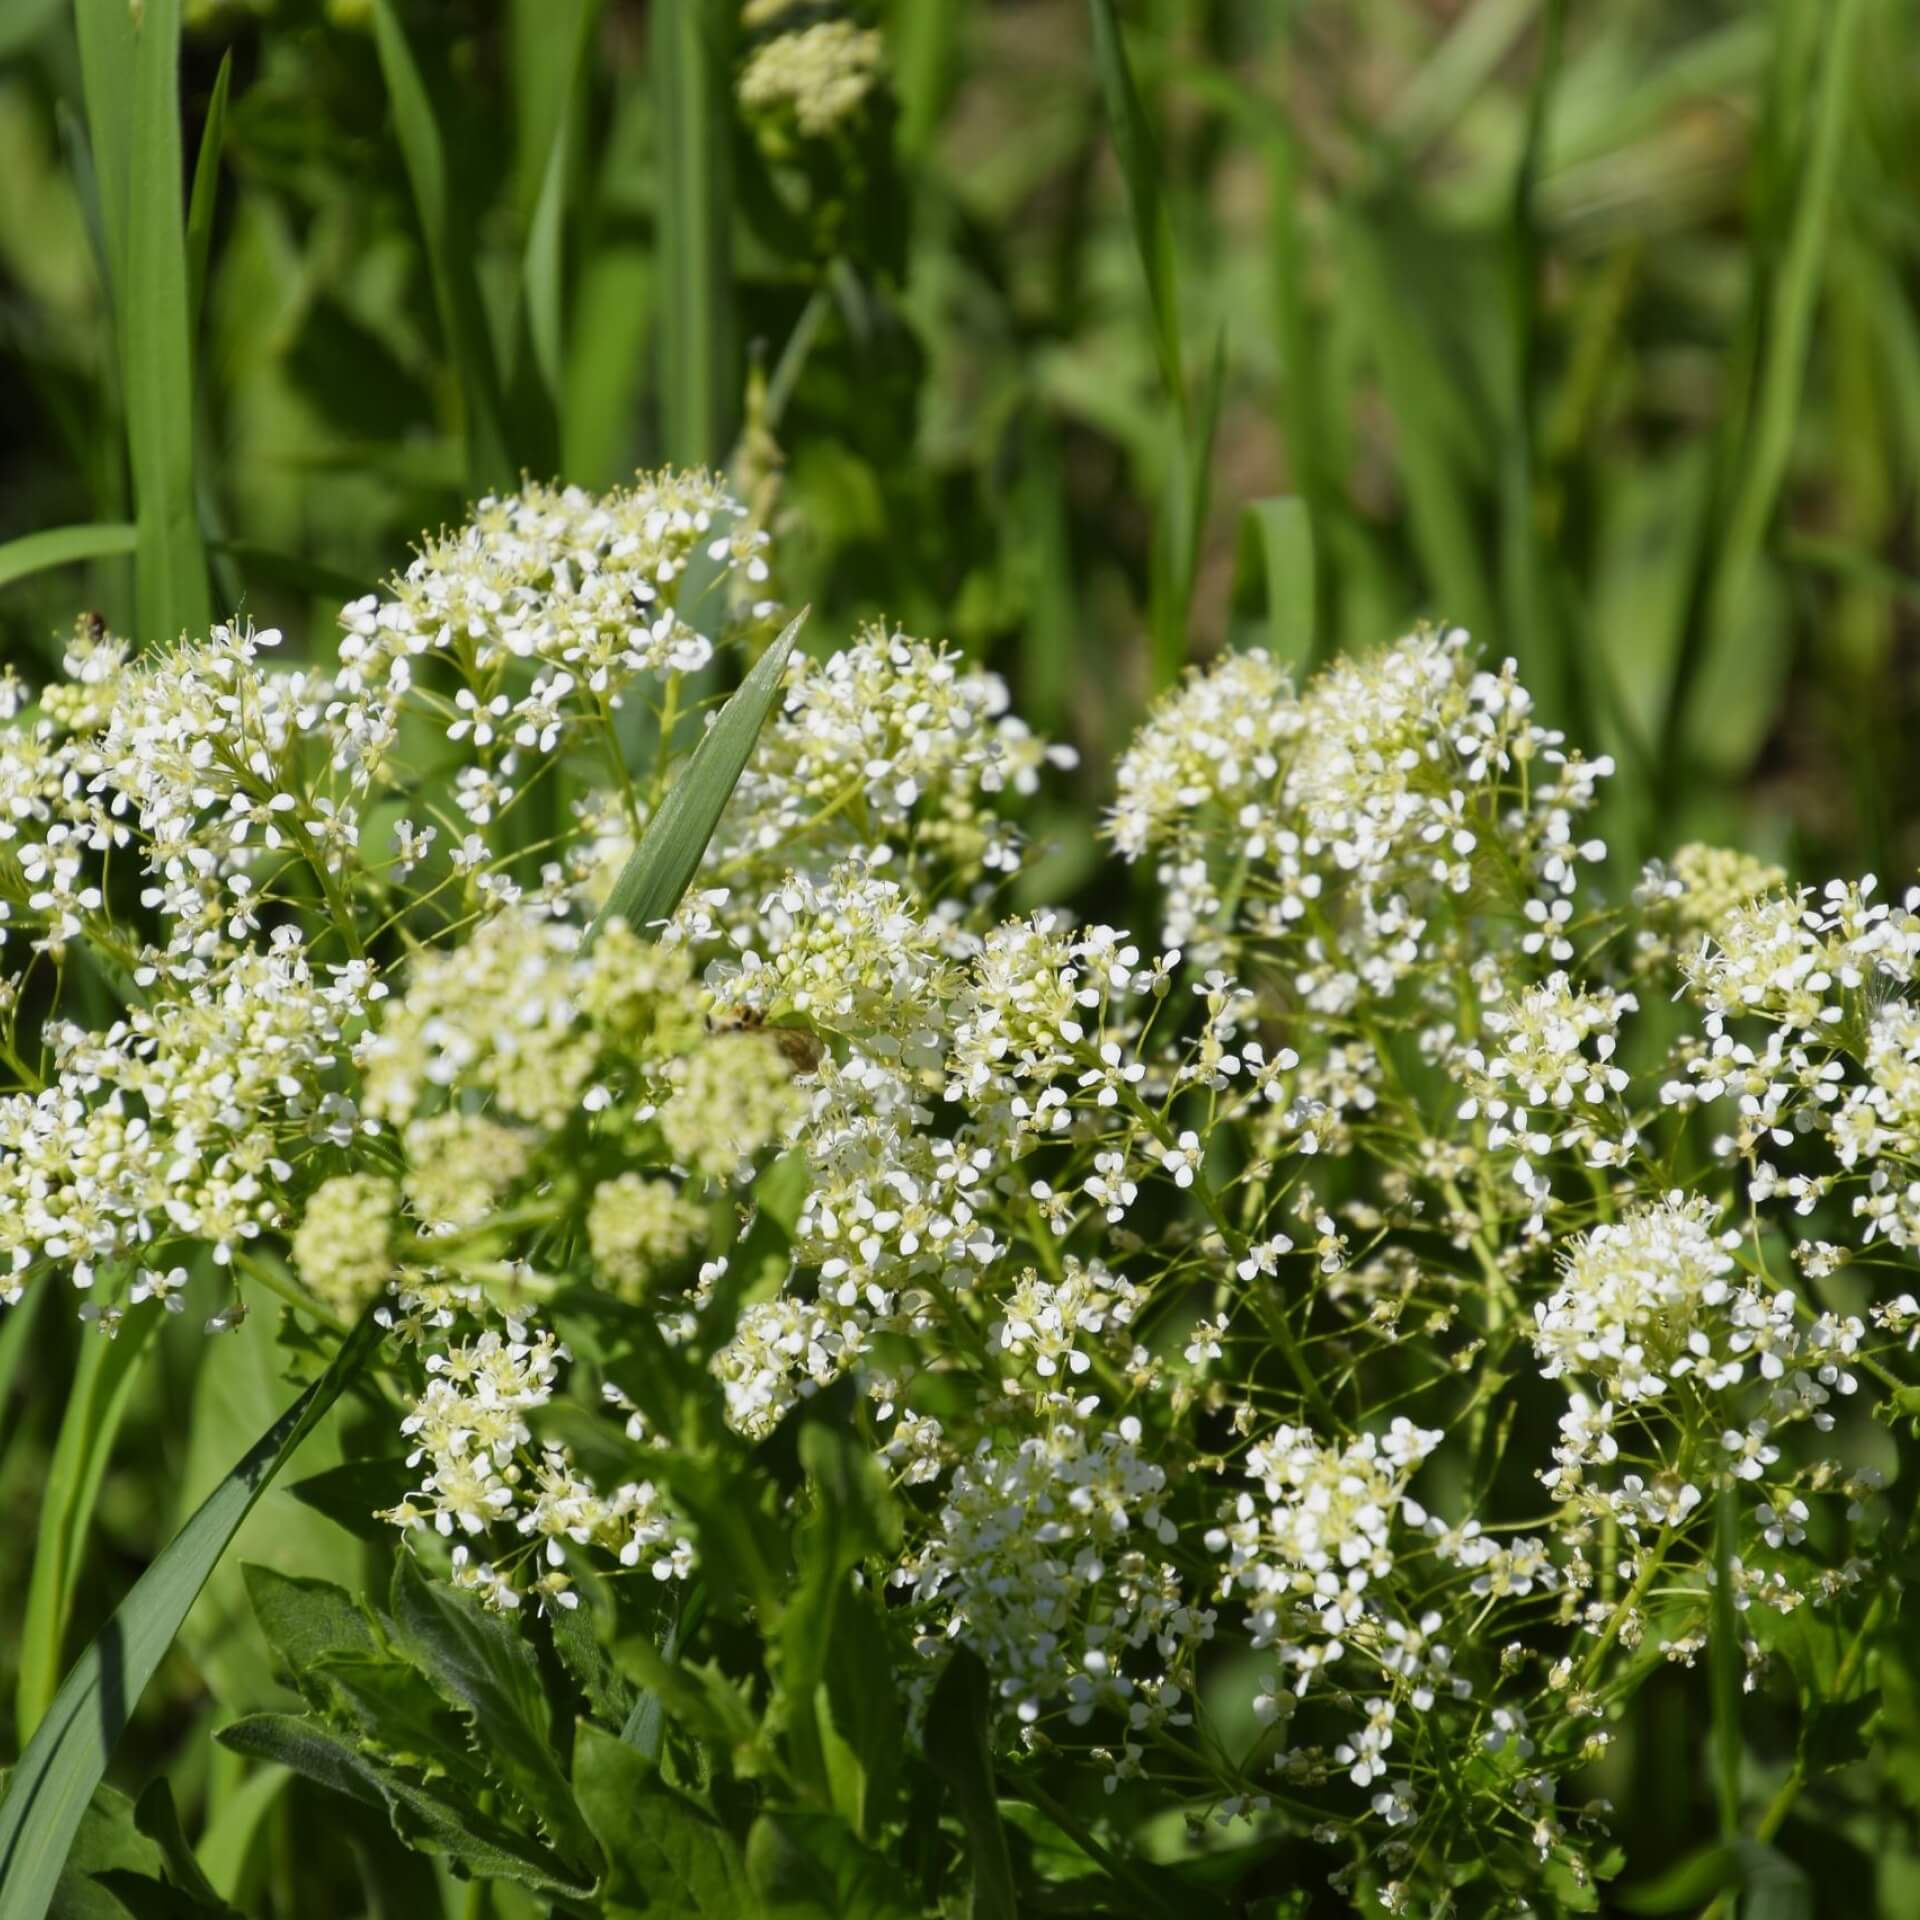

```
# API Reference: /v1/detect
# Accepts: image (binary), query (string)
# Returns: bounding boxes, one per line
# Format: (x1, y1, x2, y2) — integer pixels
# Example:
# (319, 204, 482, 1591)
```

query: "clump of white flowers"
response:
(8, 473, 1916, 1915)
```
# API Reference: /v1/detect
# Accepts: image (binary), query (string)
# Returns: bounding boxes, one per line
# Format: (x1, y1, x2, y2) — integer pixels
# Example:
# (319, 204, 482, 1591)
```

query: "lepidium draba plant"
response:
(5, 475, 1917, 1916)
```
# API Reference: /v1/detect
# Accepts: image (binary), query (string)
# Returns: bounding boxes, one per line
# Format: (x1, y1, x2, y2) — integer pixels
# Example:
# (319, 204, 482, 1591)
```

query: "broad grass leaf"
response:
(589, 607, 807, 949)
(0, 523, 137, 592)
(0, 1314, 381, 1920)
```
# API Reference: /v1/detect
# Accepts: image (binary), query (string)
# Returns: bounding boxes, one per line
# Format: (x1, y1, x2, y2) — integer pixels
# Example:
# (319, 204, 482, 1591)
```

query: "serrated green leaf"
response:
(0, 1314, 381, 1920)
(216, 1714, 591, 1898)
(242, 1566, 379, 1702)
(572, 1720, 750, 1914)
(283, 1457, 416, 1544)
(548, 1600, 639, 1732)
(588, 608, 806, 948)
(388, 1554, 593, 1868)
(923, 1649, 1017, 1920)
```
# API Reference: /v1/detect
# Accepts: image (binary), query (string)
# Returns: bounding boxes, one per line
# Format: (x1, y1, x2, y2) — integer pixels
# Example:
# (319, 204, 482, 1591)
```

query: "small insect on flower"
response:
(704, 999, 827, 1075)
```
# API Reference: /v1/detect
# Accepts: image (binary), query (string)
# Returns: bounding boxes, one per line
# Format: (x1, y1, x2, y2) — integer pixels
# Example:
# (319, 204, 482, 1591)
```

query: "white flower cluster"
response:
(898, 1412, 1210, 1757)
(386, 1307, 691, 1614)
(1109, 627, 1610, 1001)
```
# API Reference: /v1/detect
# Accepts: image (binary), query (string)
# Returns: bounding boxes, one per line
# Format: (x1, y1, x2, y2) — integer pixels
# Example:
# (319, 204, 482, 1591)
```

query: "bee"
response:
(704, 1000, 826, 1075)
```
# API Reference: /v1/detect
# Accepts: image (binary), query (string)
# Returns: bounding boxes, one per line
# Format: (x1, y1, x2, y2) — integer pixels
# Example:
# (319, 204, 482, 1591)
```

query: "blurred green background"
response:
(5, 0, 1918, 888)
(3, 0, 1920, 1904)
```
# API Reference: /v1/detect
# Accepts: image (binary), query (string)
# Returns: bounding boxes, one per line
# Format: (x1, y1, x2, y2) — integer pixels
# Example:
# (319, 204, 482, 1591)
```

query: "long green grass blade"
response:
(0, 522, 137, 592)
(72, 1, 132, 294)
(90, 0, 211, 647)
(1698, 0, 1864, 679)
(370, 0, 515, 495)
(523, 0, 600, 420)
(0, 1313, 382, 1920)
(16, 1308, 160, 1748)
(1709, 1486, 1744, 1845)
(587, 608, 806, 946)
(1151, 330, 1223, 687)
(185, 48, 232, 340)
(655, 0, 736, 468)
(1087, 0, 1184, 424)
(1234, 497, 1316, 671)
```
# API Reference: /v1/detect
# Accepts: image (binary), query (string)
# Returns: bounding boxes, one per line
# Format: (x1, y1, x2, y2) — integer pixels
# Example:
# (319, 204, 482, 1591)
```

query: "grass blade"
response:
(523, 0, 600, 416)
(1701, 0, 1864, 669)
(587, 607, 806, 946)
(185, 48, 232, 340)
(923, 1649, 1017, 1920)
(1152, 329, 1223, 687)
(16, 1308, 160, 1747)
(0, 522, 137, 592)
(655, 0, 737, 468)
(0, 1312, 383, 1920)
(1709, 1485, 1743, 1845)
(1234, 497, 1316, 671)
(1087, 0, 1184, 422)
(370, 0, 515, 495)
(126, 0, 210, 644)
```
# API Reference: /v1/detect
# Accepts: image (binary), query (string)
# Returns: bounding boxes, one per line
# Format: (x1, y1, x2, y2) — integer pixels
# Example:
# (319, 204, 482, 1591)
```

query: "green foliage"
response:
(9, 2, 1920, 1915)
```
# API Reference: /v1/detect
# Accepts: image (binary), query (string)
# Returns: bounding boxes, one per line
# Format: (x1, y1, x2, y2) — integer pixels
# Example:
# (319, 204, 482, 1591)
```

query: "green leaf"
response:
(121, 0, 211, 645)
(0, 523, 138, 593)
(1708, 1486, 1743, 1840)
(17, 1306, 161, 1748)
(1233, 497, 1317, 672)
(0, 1774, 166, 1920)
(1616, 1843, 1740, 1914)
(369, 0, 514, 494)
(780, 1425, 902, 1831)
(1802, 1688, 1882, 1775)
(0, 1313, 381, 1920)
(284, 1457, 417, 1543)
(746, 1809, 921, 1920)
(174, 1300, 358, 1712)
(653, 0, 737, 467)
(548, 1598, 639, 1732)
(522, 0, 599, 418)
(130, 1780, 235, 1914)
(587, 608, 807, 947)
(617, 1581, 716, 1758)
(572, 1720, 750, 1914)
(216, 1714, 591, 1898)
(242, 1566, 379, 1702)
(184, 48, 231, 340)
(1086, 0, 1183, 419)
(388, 1554, 593, 1868)
(923, 1650, 1017, 1920)
(1687, 0, 1866, 748)
(191, 1764, 288, 1907)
